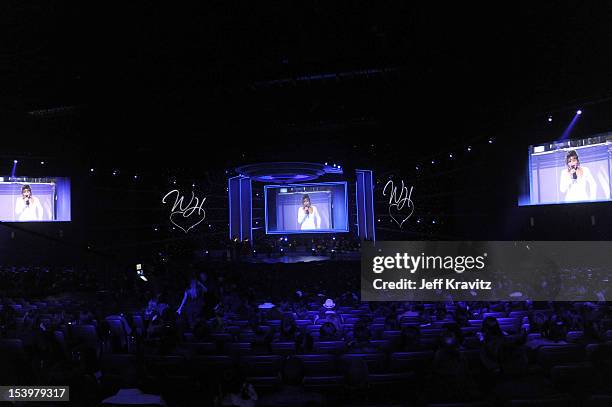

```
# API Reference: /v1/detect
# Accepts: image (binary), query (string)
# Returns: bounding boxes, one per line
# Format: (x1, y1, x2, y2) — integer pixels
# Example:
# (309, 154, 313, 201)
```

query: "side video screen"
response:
(0, 177, 71, 222)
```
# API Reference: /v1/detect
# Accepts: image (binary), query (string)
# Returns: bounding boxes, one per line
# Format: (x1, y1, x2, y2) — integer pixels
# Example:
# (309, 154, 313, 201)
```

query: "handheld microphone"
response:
(26, 199, 30, 206)
(572, 166, 578, 180)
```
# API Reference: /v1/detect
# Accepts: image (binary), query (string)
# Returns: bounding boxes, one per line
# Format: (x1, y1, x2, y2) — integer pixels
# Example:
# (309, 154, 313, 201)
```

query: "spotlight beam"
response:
(559, 110, 582, 141)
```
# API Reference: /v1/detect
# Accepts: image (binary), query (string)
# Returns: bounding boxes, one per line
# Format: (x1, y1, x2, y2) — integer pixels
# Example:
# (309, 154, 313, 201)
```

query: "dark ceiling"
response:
(2, 2, 612, 169)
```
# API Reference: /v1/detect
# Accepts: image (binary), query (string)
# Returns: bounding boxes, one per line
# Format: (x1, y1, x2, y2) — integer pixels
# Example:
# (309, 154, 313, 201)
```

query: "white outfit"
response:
(297, 206, 321, 230)
(15, 196, 43, 221)
(559, 166, 596, 202)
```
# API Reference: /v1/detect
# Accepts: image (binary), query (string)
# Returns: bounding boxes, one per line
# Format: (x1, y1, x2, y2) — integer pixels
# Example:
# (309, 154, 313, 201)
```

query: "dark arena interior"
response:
(2, 3, 612, 407)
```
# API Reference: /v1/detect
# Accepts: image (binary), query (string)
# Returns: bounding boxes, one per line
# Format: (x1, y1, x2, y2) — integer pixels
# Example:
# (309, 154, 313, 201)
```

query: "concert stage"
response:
(244, 250, 360, 264)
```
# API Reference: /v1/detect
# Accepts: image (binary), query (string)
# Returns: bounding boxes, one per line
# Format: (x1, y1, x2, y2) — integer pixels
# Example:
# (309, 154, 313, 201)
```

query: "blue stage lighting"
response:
(577, 109, 582, 115)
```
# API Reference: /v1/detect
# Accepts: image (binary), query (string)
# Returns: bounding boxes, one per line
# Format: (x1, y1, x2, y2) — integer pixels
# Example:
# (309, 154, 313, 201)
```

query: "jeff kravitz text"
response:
(370, 252, 492, 292)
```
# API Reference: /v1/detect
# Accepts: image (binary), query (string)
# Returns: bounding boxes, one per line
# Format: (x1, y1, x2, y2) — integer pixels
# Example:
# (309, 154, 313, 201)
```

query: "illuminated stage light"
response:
(112, 170, 118, 176)
(488, 138, 494, 144)
(415, 166, 420, 171)
(449, 153, 453, 158)
(467, 146, 472, 152)
(577, 109, 582, 115)
(548, 116, 553, 122)
(40, 161, 45, 165)
(133, 175, 138, 180)
(431, 160, 435, 164)
(13, 160, 18, 164)
(90, 168, 95, 172)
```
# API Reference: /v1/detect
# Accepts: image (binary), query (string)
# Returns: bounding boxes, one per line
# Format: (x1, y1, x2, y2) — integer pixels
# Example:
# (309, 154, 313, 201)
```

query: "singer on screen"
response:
(297, 194, 321, 230)
(559, 150, 597, 202)
(14, 184, 43, 221)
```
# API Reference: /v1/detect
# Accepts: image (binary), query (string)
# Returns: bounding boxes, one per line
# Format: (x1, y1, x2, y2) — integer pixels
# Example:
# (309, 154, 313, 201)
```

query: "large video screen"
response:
(520, 134, 612, 205)
(0, 177, 71, 222)
(265, 182, 349, 234)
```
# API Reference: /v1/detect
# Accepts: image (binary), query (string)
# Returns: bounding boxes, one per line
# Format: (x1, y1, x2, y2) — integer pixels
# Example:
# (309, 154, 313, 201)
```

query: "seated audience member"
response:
(279, 314, 297, 341)
(257, 357, 325, 407)
(192, 318, 210, 342)
(295, 328, 314, 354)
(526, 315, 568, 350)
(0, 304, 17, 337)
(441, 322, 465, 349)
(452, 307, 471, 327)
(314, 298, 339, 323)
(319, 321, 339, 342)
(428, 331, 478, 402)
(580, 318, 605, 344)
(320, 310, 344, 335)
(217, 369, 258, 407)
(347, 321, 377, 353)
(384, 313, 399, 331)
(79, 309, 97, 326)
(101, 364, 166, 406)
(343, 358, 370, 405)
(399, 325, 423, 352)
(489, 344, 557, 402)
(479, 316, 505, 374)
(209, 303, 227, 333)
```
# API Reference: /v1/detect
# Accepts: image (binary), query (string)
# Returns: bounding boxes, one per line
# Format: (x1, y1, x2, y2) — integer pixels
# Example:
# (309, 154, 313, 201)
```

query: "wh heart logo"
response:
(382, 180, 414, 228)
(162, 189, 207, 233)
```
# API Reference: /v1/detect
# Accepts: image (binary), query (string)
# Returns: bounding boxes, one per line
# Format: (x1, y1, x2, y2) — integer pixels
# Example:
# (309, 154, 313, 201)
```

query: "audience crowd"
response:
(1, 261, 611, 406)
